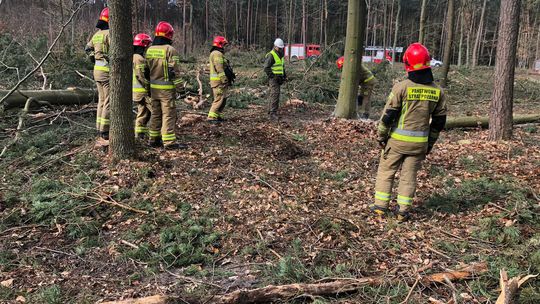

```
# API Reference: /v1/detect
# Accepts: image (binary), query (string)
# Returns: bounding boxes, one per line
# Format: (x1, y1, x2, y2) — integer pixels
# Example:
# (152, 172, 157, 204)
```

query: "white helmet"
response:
(274, 38, 285, 49)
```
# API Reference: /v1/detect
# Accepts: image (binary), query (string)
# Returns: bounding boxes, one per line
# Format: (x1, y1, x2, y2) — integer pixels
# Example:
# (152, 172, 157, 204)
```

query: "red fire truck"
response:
(285, 44, 322, 60)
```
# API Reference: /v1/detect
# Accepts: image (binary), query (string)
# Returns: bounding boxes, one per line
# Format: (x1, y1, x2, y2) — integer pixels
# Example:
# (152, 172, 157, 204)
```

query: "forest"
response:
(1, 0, 540, 303)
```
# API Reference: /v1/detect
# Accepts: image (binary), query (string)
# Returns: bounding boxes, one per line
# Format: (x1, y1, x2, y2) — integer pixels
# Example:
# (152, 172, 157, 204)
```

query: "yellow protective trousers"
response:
(374, 146, 425, 213)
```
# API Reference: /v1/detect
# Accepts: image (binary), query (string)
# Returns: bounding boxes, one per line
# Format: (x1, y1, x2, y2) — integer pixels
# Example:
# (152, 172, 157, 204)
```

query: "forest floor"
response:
(1, 62, 540, 304)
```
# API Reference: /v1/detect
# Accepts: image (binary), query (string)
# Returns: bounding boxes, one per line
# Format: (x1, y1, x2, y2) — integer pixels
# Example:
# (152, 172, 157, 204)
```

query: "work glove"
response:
(426, 138, 437, 155)
(377, 135, 388, 148)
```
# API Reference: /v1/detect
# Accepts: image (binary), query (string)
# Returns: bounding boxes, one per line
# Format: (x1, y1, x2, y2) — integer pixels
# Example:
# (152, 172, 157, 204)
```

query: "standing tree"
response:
(418, 0, 428, 44)
(335, 0, 367, 119)
(440, 0, 456, 87)
(489, 0, 521, 140)
(108, 0, 135, 159)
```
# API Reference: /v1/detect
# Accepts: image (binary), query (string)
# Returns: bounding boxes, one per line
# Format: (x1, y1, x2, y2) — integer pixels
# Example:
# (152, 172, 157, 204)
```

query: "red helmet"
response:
(133, 33, 152, 47)
(336, 56, 345, 70)
(403, 43, 431, 72)
(212, 36, 229, 48)
(99, 7, 109, 23)
(155, 21, 174, 40)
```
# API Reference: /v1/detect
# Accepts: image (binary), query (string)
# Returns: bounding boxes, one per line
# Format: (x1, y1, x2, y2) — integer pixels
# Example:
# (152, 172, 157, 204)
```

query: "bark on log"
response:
(102, 263, 488, 304)
(0, 88, 97, 110)
(445, 114, 540, 129)
(495, 269, 537, 304)
(101, 295, 170, 304)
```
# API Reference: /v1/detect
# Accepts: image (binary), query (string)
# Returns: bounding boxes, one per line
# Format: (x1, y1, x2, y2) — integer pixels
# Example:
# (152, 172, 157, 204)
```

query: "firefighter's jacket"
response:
(86, 29, 110, 82)
(145, 44, 183, 97)
(359, 64, 375, 83)
(132, 53, 150, 101)
(209, 50, 229, 87)
(377, 79, 447, 155)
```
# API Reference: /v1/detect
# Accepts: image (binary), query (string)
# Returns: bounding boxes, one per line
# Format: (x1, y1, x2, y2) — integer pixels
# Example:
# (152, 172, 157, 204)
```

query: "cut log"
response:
(445, 114, 540, 129)
(1, 88, 97, 110)
(102, 263, 488, 304)
(101, 295, 169, 304)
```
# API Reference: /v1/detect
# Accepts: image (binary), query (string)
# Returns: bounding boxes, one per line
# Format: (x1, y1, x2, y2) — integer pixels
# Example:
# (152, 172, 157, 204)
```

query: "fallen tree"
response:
(445, 114, 540, 129)
(0, 88, 97, 110)
(101, 263, 488, 304)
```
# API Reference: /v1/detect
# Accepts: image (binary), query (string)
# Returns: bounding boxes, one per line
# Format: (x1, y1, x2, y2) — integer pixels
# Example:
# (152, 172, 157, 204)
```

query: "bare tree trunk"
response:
(246, 0, 251, 46)
(133, 0, 139, 33)
(287, 0, 294, 60)
(182, 0, 187, 55)
(466, 10, 476, 66)
(302, 0, 307, 58)
(489, 0, 521, 141)
(488, 19, 499, 66)
(441, 0, 455, 88)
(364, 0, 371, 47)
(324, 0, 328, 46)
(458, 7, 464, 66)
(189, 1, 193, 53)
(335, 0, 367, 119)
(108, 0, 135, 158)
(392, 0, 401, 63)
(419, 0, 428, 44)
(235, 0, 239, 41)
(472, 0, 487, 66)
(205, 0, 209, 40)
(536, 20, 540, 61)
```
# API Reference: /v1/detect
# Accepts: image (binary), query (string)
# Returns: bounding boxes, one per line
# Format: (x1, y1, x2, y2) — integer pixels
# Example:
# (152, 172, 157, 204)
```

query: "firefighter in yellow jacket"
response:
(371, 43, 447, 222)
(146, 22, 186, 149)
(208, 36, 233, 122)
(336, 57, 377, 120)
(85, 7, 110, 140)
(132, 33, 152, 139)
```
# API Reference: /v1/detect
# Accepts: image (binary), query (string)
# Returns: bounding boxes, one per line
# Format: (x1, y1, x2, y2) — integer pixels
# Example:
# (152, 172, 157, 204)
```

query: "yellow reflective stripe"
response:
(135, 127, 149, 134)
(173, 79, 183, 84)
(162, 134, 176, 141)
(390, 132, 428, 143)
(133, 88, 148, 93)
(375, 191, 391, 202)
(406, 87, 440, 102)
(172, 55, 180, 63)
(363, 75, 375, 83)
(94, 65, 110, 72)
(135, 64, 146, 70)
(208, 112, 219, 119)
(397, 195, 413, 206)
(150, 84, 175, 90)
(399, 101, 408, 129)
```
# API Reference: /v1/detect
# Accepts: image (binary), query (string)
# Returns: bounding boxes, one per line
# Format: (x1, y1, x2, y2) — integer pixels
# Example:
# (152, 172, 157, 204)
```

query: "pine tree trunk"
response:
(489, 0, 521, 141)
(302, 0, 307, 57)
(419, 0, 428, 44)
(458, 7, 464, 66)
(108, 0, 135, 159)
(335, 0, 367, 119)
(472, 0, 487, 66)
(287, 0, 294, 60)
(182, 0, 187, 56)
(441, 0, 455, 88)
(392, 0, 401, 63)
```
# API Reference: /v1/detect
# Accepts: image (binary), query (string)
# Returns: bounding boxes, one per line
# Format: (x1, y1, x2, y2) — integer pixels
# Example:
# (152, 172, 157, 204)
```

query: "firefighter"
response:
(264, 38, 286, 118)
(132, 33, 152, 139)
(207, 36, 233, 122)
(336, 56, 377, 120)
(85, 7, 110, 140)
(371, 43, 447, 222)
(146, 21, 186, 149)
